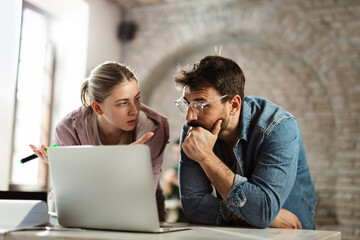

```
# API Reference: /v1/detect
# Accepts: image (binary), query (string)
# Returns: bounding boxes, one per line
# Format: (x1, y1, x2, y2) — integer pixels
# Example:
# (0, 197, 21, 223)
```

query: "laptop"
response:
(47, 145, 188, 233)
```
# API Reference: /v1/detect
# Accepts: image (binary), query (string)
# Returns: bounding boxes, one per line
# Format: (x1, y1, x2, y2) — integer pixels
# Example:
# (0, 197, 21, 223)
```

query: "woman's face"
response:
(98, 80, 141, 132)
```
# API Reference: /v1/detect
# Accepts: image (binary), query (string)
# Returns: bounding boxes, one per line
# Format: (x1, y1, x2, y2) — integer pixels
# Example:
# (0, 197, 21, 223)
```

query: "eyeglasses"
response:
(175, 95, 228, 114)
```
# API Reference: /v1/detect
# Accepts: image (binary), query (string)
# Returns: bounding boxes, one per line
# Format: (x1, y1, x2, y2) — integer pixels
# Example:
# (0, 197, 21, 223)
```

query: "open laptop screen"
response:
(48, 145, 160, 232)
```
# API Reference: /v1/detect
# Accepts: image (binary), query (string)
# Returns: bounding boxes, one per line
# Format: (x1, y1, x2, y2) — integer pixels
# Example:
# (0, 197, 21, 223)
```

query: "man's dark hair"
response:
(174, 55, 245, 103)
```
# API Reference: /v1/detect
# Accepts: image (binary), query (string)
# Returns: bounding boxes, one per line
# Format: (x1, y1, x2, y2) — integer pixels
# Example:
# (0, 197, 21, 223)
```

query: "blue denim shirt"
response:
(179, 96, 317, 229)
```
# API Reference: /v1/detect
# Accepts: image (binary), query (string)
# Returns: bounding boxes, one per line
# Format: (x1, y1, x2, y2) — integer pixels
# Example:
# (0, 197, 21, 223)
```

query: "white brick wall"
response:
(121, 1, 360, 238)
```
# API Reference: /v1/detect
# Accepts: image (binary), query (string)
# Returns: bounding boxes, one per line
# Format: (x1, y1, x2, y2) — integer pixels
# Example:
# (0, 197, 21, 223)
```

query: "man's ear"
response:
(230, 95, 241, 115)
(91, 100, 103, 115)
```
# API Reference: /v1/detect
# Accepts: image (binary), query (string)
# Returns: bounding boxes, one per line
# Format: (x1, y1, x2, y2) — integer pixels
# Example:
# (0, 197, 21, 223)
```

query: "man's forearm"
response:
(181, 122, 234, 201)
(179, 156, 225, 225)
(199, 155, 235, 200)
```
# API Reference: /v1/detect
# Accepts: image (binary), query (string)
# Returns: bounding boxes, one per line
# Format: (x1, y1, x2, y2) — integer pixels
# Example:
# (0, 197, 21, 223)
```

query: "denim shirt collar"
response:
(237, 99, 251, 144)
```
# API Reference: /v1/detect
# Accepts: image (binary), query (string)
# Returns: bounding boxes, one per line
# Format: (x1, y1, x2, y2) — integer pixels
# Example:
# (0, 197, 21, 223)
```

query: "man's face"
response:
(182, 86, 230, 133)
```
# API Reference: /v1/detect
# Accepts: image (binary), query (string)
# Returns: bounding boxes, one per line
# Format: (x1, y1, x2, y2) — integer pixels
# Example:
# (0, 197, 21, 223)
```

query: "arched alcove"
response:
(145, 36, 337, 224)
(122, 0, 360, 236)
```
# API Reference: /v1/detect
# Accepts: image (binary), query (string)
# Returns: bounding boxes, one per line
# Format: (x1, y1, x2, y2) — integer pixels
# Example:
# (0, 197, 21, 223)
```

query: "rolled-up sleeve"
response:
(224, 117, 300, 228)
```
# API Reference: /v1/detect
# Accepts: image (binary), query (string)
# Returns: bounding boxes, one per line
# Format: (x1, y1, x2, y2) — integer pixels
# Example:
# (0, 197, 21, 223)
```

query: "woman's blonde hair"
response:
(81, 61, 138, 144)
(81, 61, 137, 108)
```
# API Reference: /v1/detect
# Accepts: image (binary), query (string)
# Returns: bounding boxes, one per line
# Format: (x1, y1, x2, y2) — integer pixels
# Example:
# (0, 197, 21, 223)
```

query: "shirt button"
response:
(235, 200, 240, 204)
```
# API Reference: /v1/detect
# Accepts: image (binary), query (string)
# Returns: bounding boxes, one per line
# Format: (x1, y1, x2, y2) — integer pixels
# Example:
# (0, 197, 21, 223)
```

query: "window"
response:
(10, 4, 54, 190)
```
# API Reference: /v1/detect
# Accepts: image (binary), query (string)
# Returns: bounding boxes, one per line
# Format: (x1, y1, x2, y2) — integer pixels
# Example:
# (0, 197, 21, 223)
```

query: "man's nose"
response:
(186, 107, 198, 122)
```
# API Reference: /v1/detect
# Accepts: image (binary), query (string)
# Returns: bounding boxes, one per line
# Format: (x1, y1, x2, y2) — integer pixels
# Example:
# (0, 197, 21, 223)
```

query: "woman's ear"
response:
(91, 100, 103, 115)
(230, 95, 241, 115)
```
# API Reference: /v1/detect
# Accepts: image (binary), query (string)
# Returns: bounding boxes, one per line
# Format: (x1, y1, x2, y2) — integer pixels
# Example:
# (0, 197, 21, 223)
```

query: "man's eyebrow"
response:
(193, 97, 207, 102)
(183, 96, 207, 103)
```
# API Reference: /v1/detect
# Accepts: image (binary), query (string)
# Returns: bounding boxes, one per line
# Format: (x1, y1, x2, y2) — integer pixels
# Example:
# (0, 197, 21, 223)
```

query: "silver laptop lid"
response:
(48, 145, 160, 232)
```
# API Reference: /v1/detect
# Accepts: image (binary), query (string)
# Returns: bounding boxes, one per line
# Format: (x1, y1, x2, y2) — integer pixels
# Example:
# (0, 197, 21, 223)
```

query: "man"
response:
(174, 55, 317, 229)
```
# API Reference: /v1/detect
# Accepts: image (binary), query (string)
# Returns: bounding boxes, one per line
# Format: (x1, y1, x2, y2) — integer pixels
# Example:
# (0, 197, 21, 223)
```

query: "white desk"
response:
(0, 226, 341, 240)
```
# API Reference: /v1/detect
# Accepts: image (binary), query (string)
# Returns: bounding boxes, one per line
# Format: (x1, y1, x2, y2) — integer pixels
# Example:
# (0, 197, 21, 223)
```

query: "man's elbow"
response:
(181, 200, 202, 224)
(181, 198, 217, 225)
(183, 210, 200, 224)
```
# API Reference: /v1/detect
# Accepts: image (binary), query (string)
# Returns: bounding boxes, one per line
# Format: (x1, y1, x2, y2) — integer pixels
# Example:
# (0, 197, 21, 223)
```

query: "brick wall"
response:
(120, 0, 360, 238)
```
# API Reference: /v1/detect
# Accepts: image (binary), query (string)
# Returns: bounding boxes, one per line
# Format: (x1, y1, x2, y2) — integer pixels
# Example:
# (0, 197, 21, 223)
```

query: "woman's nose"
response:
(128, 102, 139, 115)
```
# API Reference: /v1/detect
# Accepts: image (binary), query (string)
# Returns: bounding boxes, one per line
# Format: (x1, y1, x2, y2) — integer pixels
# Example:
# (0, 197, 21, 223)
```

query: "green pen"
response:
(20, 144, 58, 164)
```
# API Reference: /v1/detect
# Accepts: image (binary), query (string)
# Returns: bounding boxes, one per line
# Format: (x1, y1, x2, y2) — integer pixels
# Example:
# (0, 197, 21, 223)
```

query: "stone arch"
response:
(123, 0, 359, 231)
(144, 29, 336, 182)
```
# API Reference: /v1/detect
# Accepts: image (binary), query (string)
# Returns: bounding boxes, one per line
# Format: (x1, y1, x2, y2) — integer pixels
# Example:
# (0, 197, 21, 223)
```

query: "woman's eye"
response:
(135, 96, 141, 102)
(117, 102, 127, 107)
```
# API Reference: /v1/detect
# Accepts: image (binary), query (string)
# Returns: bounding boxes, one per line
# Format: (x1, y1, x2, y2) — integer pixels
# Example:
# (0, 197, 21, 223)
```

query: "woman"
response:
(30, 61, 169, 219)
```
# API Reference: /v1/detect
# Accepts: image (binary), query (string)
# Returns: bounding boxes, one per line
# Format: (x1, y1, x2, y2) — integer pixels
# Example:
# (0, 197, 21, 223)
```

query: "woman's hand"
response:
(29, 144, 49, 163)
(131, 132, 154, 145)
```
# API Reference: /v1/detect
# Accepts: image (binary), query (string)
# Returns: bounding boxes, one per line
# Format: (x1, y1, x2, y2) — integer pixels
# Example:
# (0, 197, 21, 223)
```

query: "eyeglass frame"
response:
(175, 94, 228, 114)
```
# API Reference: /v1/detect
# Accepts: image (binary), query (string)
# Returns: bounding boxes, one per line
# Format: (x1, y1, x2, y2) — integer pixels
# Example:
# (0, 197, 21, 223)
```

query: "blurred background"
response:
(0, 0, 359, 239)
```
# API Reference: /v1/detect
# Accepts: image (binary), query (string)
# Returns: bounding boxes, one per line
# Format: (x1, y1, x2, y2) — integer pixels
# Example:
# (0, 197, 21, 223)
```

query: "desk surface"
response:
(0, 226, 341, 240)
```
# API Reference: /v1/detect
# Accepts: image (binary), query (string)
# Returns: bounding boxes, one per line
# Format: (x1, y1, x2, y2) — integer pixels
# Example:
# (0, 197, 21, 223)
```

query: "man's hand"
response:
(181, 119, 234, 200)
(269, 208, 302, 229)
(182, 119, 222, 163)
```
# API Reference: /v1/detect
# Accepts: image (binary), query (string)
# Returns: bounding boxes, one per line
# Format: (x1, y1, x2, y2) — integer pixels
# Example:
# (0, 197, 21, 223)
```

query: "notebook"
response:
(0, 200, 49, 233)
(47, 145, 188, 233)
